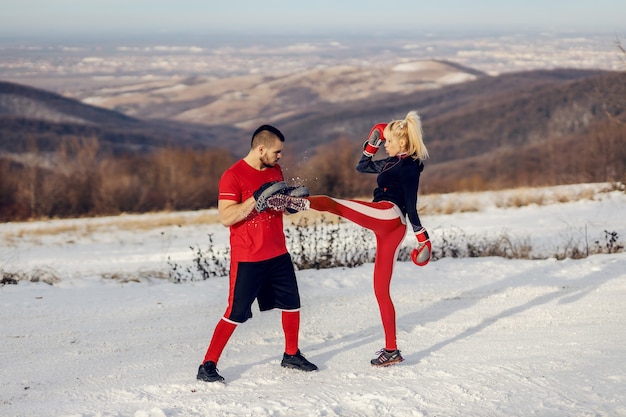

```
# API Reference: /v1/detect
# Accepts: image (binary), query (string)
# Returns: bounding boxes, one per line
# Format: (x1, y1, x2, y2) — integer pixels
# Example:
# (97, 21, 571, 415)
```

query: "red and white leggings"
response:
(307, 195, 407, 351)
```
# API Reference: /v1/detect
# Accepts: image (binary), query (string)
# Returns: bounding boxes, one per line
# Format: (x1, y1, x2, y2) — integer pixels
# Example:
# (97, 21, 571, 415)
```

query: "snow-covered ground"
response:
(1, 184, 625, 417)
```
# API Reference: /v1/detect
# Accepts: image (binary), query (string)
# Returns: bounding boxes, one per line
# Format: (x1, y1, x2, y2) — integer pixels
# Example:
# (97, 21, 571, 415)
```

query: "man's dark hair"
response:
(251, 124, 285, 147)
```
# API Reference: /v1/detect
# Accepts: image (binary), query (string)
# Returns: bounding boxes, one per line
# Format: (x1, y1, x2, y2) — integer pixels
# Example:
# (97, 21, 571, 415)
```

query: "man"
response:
(197, 124, 318, 383)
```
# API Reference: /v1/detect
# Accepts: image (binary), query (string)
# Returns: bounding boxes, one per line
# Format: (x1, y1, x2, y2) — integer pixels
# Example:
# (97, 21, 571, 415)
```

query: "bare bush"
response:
(163, 219, 623, 284)
(1, 267, 60, 285)
(167, 233, 230, 283)
(286, 216, 376, 269)
(0, 145, 234, 221)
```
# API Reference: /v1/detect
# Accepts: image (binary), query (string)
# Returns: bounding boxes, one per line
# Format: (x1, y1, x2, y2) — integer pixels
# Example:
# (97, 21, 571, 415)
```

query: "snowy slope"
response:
(1, 185, 625, 417)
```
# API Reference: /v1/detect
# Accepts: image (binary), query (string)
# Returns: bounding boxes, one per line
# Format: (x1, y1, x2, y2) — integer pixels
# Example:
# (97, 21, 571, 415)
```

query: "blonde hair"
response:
(384, 111, 429, 161)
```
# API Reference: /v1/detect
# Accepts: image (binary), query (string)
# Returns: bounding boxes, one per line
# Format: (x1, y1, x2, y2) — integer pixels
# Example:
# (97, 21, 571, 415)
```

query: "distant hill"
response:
(75, 60, 486, 130)
(421, 69, 626, 192)
(0, 81, 243, 155)
(1, 66, 624, 195)
(269, 68, 624, 191)
(0, 80, 138, 126)
(276, 68, 611, 152)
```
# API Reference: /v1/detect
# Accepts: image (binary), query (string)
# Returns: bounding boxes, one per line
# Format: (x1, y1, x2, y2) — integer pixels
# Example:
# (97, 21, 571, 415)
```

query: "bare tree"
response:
(606, 36, 626, 124)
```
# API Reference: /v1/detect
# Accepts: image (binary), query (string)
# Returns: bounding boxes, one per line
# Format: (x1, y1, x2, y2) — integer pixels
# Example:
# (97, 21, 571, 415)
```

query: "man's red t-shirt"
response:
(218, 159, 287, 262)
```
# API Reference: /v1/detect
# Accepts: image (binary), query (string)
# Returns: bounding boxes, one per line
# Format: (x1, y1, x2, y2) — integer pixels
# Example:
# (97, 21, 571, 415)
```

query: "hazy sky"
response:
(1, 0, 624, 38)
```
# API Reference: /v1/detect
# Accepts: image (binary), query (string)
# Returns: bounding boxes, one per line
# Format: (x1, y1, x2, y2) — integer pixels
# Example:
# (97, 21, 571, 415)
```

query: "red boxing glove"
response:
(362, 123, 387, 157)
(411, 227, 431, 266)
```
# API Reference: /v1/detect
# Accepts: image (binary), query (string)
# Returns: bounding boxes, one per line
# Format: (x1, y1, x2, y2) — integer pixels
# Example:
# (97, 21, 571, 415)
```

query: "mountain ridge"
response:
(0, 65, 623, 194)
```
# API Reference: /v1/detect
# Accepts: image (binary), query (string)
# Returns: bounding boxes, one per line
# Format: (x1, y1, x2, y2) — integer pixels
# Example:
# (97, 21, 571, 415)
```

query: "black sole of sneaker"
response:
(281, 363, 318, 372)
(266, 194, 310, 212)
(197, 377, 225, 383)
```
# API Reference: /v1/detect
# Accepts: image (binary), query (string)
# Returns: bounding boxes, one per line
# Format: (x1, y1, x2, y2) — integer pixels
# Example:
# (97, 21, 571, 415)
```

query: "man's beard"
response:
(260, 156, 275, 168)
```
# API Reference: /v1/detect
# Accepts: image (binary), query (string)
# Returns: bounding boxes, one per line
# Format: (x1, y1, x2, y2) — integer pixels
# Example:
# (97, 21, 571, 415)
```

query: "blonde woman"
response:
(306, 111, 431, 367)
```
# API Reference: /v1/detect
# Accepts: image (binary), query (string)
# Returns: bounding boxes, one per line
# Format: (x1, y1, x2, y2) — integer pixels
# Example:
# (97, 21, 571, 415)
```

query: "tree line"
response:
(1, 117, 624, 222)
(0, 137, 234, 221)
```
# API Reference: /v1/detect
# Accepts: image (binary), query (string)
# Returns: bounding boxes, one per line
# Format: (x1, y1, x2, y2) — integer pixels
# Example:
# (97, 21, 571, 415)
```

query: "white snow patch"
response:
(1, 184, 625, 416)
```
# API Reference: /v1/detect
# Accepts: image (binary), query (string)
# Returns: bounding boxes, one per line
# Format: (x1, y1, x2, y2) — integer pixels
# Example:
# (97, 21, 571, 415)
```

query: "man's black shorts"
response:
(226, 253, 300, 323)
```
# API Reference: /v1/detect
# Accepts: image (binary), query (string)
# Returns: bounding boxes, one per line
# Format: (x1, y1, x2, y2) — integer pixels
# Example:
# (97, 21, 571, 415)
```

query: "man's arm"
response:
(218, 198, 256, 227)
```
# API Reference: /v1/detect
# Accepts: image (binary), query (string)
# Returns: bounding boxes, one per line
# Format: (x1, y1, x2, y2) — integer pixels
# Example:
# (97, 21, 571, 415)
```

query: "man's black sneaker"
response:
(197, 361, 225, 383)
(370, 349, 404, 367)
(281, 350, 318, 372)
